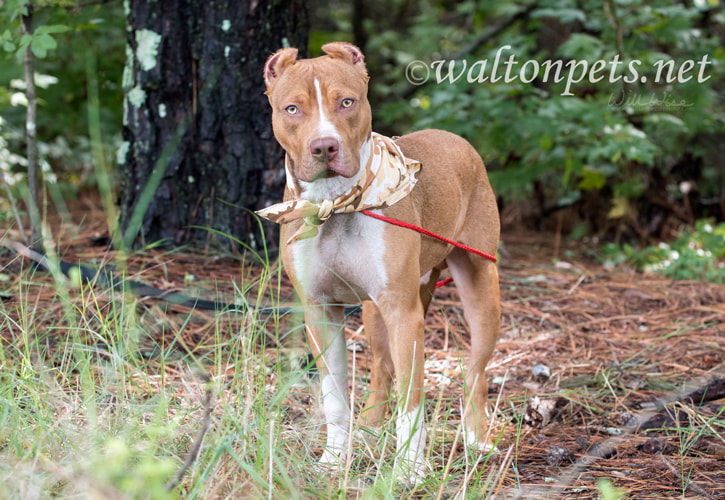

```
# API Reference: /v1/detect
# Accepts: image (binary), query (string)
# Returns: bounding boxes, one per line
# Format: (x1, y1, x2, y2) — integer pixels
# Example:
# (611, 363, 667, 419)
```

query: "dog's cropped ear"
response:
(321, 42, 368, 78)
(264, 47, 299, 94)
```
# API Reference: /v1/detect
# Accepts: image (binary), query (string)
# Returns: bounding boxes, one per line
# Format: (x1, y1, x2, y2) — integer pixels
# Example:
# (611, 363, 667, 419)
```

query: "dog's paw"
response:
(314, 448, 345, 474)
(464, 427, 498, 455)
(393, 458, 428, 488)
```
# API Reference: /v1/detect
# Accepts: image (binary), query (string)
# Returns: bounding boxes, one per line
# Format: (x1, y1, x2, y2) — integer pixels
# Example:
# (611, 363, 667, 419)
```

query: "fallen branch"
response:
(1, 239, 361, 316)
(636, 376, 725, 432)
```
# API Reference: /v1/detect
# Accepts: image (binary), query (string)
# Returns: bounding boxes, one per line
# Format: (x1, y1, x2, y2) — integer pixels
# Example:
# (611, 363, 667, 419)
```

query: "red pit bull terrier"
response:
(259, 42, 500, 481)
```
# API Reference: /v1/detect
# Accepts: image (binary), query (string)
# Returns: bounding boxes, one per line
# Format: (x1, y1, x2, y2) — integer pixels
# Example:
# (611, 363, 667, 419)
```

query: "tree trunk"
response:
(120, 0, 308, 253)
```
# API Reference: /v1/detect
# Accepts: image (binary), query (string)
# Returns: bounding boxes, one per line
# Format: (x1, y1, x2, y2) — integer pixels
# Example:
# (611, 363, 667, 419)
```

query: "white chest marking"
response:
(292, 210, 387, 304)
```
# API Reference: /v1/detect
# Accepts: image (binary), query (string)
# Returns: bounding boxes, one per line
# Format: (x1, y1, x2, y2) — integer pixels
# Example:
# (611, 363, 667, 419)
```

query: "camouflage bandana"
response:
(256, 132, 421, 244)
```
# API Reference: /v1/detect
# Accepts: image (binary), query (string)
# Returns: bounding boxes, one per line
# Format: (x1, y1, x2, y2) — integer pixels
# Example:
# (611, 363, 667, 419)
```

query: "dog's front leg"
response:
(304, 302, 350, 466)
(376, 288, 427, 482)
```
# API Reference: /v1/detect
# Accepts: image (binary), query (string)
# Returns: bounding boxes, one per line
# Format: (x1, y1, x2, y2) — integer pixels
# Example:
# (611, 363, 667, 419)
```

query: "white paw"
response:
(464, 427, 498, 454)
(315, 447, 344, 473)
(395, 406, 428, 486)
(394, 458, 428, 487)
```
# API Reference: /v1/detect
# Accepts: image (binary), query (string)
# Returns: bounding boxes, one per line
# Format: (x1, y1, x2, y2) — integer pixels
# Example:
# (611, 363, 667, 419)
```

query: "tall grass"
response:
(0, 245, 515, 499)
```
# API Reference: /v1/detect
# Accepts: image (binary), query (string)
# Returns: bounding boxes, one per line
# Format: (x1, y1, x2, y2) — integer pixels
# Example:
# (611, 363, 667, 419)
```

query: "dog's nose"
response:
(310, 137, 339, 163)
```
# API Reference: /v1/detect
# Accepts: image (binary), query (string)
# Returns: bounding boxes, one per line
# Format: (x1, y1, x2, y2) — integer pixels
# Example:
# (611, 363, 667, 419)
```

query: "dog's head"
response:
(263, 43, 372, 188)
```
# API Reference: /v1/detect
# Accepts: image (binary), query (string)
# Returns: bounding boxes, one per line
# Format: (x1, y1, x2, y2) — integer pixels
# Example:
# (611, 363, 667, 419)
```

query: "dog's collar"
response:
(256, 132, 421, 243)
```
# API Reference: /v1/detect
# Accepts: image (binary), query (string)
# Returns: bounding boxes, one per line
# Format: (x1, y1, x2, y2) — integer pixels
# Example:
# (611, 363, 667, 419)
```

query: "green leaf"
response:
(14, 33, 30, 59)
(579, 167, 606, 191)
(558, 33, 604, 60)
(18, 33, 32, 50)
(31, 42, 47, 58)
(35, 24, 71, 35)
(608, 197, 633, 219)
(533, 8, 586, 23)
(1, 30, 16, 52)
(31, 34, 57, 59)
(597, 477, 627, 499)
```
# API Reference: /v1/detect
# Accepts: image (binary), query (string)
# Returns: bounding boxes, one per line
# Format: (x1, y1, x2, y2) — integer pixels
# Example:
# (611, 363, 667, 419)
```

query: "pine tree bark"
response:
(120, 0, 308, 252)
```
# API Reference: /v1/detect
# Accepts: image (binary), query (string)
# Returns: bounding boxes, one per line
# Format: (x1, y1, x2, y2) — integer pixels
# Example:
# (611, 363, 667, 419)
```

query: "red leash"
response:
(435, 277, 455, 289)
(359, 209, 497, 289)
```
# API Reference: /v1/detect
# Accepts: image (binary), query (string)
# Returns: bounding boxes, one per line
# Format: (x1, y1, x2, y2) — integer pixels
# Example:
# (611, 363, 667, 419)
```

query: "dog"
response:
(258, 42, 501, 481)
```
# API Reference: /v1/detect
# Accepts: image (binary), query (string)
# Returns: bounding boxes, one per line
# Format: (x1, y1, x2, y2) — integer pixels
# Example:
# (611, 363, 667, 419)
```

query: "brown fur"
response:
(264, 43, 501, 461)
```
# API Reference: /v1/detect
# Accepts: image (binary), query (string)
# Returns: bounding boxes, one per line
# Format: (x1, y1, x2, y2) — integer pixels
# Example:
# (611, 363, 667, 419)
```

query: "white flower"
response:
(10, 92, 28, 107)
(603, 124, 623, 135)
(9, 153, 27, 167)
(41, 160, 57, 184)
(35, 74, 58, 89)
(627, 126, 646, 139)
(9, 79, 26, 90)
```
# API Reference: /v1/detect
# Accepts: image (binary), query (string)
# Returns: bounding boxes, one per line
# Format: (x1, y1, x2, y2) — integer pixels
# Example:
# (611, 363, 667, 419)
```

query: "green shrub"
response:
(602, 220, 725, 283)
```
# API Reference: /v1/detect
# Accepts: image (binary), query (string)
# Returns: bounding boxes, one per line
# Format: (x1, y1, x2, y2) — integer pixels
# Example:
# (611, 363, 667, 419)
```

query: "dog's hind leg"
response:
(446, 248, 501, 452)
(304, 303, 350, 466)
(419, 266, 442, 316)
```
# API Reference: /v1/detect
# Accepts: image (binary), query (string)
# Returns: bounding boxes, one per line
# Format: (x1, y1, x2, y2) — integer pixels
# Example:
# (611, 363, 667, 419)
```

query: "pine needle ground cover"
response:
(1, 197, 723, 499)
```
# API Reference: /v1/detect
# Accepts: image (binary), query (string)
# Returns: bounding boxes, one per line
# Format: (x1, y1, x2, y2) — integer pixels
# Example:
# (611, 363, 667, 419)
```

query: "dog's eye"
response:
(285, 105, 298, 115)
(341, 98, 354, 108)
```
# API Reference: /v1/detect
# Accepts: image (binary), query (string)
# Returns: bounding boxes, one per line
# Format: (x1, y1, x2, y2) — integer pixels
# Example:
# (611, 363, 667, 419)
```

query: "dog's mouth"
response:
(307, 167, 344, 181)
(320, 155, 357, 178)
(297, 158, 357, 182)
